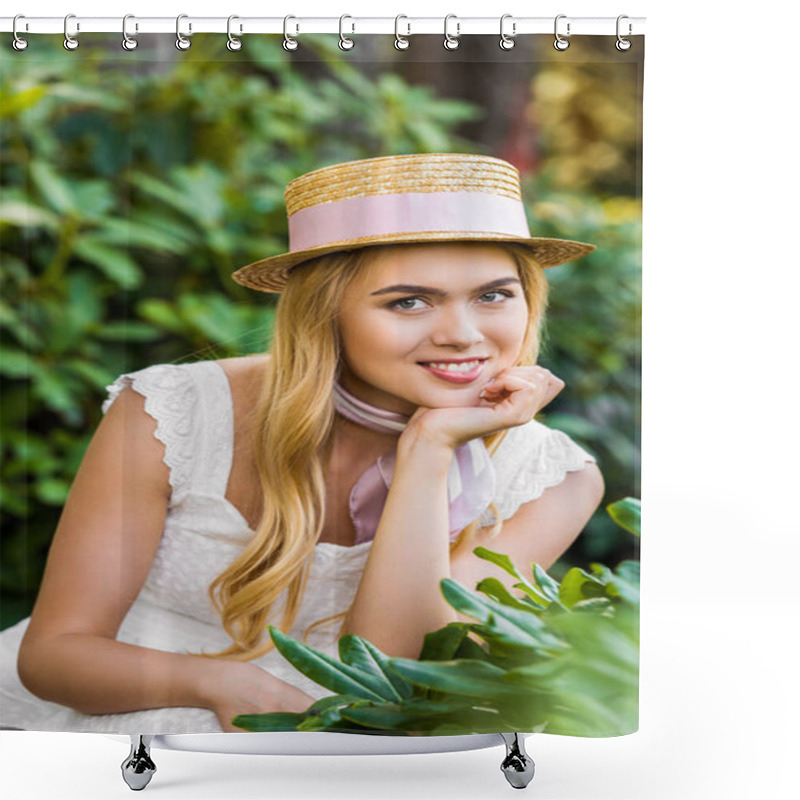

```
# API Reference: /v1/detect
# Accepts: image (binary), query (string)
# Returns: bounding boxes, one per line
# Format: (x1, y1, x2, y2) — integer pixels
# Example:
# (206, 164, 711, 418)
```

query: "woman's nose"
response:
(430, 306, 485, 348)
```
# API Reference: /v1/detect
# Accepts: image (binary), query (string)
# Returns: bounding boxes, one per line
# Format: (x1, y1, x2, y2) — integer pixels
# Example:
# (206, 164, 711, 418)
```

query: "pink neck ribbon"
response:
(332, 381, 496, 545)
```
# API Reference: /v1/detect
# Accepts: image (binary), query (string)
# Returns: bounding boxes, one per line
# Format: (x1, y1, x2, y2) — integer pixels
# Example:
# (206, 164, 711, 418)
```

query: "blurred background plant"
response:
(0, 34, 641, 628)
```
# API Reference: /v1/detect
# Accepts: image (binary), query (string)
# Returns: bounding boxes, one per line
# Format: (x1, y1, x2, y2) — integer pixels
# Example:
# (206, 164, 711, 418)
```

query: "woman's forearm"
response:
(17, 632, 222, 715)
(343, 435, 458, 658)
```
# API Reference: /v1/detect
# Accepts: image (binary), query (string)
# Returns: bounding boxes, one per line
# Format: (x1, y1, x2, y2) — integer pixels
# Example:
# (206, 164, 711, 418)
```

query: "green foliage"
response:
(232, 500, 639, 737)
(0, 35, 481, 628)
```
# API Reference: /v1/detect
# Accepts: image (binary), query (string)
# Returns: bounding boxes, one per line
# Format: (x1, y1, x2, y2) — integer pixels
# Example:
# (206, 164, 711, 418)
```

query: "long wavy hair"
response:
(196, 242, 549, 661)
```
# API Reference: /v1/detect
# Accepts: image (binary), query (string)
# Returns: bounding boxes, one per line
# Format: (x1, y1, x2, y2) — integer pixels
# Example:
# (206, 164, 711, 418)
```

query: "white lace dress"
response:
(0, 359, 597, 734)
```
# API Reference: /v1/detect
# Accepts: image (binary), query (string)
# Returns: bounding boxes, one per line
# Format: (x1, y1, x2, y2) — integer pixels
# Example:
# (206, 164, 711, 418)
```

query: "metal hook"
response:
(64, 13, 79, 50)
(283, 15, 299, 51)
(616, 15, 632, 51)
(394, 15, 411, 50)
(443, 14, 460, 51)
(175, 13, 191, 50)
(12, 14, 28, 51)
(121, 14, 138, 51)
(227, 15, 243, 51)
(553, 14, 570, 51)
(499, 14, 516, 50)
(339, 14, 355, 50)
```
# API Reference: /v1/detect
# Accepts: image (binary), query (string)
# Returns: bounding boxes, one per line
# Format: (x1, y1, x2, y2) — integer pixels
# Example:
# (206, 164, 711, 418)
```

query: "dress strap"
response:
(177, 360, 236, 498)
(101, 363, 200, 502)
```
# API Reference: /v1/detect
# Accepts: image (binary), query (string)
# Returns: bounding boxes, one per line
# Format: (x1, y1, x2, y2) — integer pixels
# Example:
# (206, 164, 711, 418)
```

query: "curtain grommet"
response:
(339, 14, 355, 50)
(283, 15, 299, 51)
(64, 13, 79, 50)
(12, 14, 28, 50)
(121, 14, 138, 51)
(175, 14, 191, 50)
(616, 15, 633, 51)
(443, 14, 460, 51)
(553, 15, 570, 51)
(227, 15, 243, 51)
(499, 14, 516, 50)
(394, 15, 411, 50)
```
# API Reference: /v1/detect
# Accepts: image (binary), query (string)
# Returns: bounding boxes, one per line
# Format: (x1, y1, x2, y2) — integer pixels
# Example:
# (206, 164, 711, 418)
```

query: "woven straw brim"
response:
(231, 231, 596, 293)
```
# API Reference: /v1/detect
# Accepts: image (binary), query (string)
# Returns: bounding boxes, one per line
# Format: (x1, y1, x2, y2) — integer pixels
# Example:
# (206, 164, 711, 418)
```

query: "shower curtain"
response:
(0, 26, 643, 739)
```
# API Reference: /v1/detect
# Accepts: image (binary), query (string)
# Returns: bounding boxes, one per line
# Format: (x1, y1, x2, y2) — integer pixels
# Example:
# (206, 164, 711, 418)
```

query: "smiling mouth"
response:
(416, 358, 489, 383)
(417, 359, 486, 373)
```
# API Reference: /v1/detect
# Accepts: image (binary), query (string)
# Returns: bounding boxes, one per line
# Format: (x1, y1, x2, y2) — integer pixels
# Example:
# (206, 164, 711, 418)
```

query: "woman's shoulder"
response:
(212, 355, 270, 417)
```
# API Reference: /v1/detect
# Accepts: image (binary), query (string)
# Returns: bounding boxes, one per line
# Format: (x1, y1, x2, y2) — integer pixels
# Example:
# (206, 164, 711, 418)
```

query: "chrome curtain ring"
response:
(499, 13, 516, 50)
(443, 14, 460, 51)
(394, 15, 410, 50)
(227, 15, 243, 51)
(339, 14, 354, 50)
(64, 13, 79, 50)
(553, 14, 570, 51)
(12, 14, 28, 51)
(121, 14, 138, 51)
(175, 14, 191, 50)
(616, 14, 632, 51)
(283, 15, 299, 51)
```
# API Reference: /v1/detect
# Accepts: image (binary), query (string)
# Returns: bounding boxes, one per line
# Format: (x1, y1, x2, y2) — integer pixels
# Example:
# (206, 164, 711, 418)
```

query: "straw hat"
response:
(231, 153, 596, 293)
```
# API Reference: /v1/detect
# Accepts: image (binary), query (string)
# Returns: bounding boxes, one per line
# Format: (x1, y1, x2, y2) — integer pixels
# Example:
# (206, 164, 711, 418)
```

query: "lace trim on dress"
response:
(101, 364, 198, 501)
(478, 426, 597, 527)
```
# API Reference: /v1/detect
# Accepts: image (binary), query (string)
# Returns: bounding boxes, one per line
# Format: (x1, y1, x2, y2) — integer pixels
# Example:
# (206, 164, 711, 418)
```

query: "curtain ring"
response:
(339, 14, 354, 50)
(499, 14, 516, 50)
(175, 14, 191, 50)
(283, 15, 299, 51)
(227, 15, 243, 51)
(64, 13, 79, 51)
(553, 14, 570, 51)
(394, 15, 410, 50)
(616, 15, 632, 51)
(121, 15, 138, 51)
(12, 15, 28, 51)
(443, 14, 460, 51)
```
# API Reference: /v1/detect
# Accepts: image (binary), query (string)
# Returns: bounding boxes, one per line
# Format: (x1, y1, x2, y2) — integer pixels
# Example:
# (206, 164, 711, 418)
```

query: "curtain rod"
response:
(1, 15, 646, 37)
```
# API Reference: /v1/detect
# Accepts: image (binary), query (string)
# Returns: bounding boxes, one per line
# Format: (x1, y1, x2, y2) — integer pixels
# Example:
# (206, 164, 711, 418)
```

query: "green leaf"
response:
(475, 577, 539, 612)
(267, 626, 393, 702)
(0, 198, 59, 229)
(470, 547, 548, 605)
(95, 321, 162, 342)
(0, 348, 32, 378)
(29, 161, 78, 215)
(558, 567, 608, 608)
(440, 579, 563, 650)
(72, 236, 143, 289)
(337, 635, 414, 702)
(386, 658, 524, 699)
(607, 497, 641, 537)
(532, 564, 564, 605)
(418, 624, 470, 661)
(231, 712, 308, 732)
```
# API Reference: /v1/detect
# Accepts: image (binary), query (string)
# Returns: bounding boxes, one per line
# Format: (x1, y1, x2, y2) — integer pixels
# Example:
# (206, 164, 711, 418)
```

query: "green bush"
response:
(232, 498, 640, 737)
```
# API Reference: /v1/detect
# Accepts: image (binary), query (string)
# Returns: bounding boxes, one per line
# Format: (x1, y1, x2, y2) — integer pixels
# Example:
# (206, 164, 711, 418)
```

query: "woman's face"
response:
(337, 243, 530, 415)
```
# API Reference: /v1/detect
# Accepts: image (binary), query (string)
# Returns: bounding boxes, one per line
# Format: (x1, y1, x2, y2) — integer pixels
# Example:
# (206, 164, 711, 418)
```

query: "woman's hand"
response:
(201, 660, 316, 733)
(401, 365, 564, 453)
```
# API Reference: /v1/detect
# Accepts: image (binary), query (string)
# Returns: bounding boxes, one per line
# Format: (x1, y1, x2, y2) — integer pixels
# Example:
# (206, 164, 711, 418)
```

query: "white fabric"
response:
(0, 359, 596, 734)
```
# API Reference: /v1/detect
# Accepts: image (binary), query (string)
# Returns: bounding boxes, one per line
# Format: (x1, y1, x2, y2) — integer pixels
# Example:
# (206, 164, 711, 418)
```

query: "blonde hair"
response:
(195, 242, 549, 661)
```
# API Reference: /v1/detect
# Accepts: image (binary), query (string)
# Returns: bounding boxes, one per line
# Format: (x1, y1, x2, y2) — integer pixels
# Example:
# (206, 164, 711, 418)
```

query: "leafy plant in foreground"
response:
(233, 498, 640, 737)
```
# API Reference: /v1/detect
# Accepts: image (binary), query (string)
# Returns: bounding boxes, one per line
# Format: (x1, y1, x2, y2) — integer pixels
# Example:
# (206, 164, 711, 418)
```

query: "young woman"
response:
(0, 154, 604, 734)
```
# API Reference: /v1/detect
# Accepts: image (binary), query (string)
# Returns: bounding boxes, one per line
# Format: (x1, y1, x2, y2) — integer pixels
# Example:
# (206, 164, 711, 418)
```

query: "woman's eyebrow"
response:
(370, 277, 521, 297)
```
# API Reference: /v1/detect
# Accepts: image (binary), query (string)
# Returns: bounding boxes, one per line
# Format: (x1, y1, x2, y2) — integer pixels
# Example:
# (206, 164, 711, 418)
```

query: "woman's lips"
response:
(417, 359, 487, 384)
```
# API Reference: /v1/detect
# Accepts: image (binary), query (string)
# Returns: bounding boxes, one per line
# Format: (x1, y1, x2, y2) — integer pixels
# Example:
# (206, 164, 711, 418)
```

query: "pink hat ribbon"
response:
(289, 191, 530, 252)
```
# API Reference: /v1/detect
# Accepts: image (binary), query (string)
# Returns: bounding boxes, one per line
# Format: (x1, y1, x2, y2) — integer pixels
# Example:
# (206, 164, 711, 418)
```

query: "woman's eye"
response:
(478, 289, 514, 303)
(388, 297, 426, 311)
